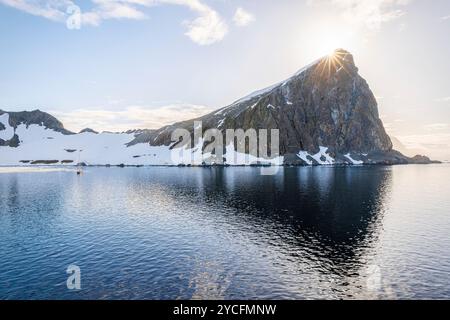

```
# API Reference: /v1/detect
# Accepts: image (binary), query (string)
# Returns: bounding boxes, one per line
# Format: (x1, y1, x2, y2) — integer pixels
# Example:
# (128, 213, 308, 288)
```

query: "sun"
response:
(315, 49, 350, 78)
(316, 35, 346, 58)
(306, 21, 357, 58)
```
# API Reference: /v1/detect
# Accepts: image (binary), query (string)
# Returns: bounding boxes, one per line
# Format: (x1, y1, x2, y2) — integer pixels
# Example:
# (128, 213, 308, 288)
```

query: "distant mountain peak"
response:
(79, 128, 98, 134)
(0, 109, 73, 135)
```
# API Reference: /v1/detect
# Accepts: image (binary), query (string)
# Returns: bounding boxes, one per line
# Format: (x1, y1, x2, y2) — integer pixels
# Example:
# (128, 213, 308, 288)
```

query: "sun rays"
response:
(317, 49, 351, 78)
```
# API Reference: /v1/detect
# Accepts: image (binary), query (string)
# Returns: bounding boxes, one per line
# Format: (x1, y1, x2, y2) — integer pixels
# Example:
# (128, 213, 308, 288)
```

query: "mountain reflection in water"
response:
(1, 166, 449, 299)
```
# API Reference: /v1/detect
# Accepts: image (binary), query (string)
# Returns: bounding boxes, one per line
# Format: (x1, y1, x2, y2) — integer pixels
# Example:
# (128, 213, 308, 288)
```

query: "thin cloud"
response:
(307, 0, 412, 32)
(440, 15, 450, 21)
(435, 97, 450, 103)
(0, 0, 72, 21)
(84, 0, 148, 25)
(398, 133, 450, 160)
(51, 104, 214, 133)
(233, 7, 255, 27)
(0, 0, 228, 45)
(424, 123, 449, 131)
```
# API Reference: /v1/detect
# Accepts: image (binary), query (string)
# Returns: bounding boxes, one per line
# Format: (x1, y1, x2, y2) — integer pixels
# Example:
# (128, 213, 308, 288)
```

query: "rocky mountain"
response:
(0, 109, 74, 147)
(128, 49, 434, 165)
(0, 49, 438, 166)
(1, 109, 73, 135)
(79, 128, 98, 134)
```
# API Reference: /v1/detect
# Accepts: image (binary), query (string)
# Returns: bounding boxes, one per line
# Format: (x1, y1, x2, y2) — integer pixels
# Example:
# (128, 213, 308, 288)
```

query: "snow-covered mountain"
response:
(0, 111, 174, 166)
(0, 49, 437, 166)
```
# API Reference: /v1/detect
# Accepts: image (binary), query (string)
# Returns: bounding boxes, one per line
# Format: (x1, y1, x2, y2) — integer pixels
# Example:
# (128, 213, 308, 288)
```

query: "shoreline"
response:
(0, 162, 444, 169)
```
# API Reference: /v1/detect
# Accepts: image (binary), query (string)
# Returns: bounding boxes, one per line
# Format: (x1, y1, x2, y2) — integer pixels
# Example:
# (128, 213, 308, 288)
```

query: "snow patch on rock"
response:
(217, 118, 226, 128)
(296, 147, 335, 165)
(231, 58, 322, 106)
(225, 143, 283, 166)
(297, 151, 313, 165)
(311, 147, 335, 165)
(344, 153, 364, 165)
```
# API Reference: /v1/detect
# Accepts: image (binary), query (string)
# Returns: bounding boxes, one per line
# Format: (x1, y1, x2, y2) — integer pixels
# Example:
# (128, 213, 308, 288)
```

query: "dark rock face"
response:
(125, 129, 156, 146)
(0, 134, 20, 148)
(129, 49, 405, 164)
(30, 160, 59, 165)
(409, 155, 441, 164)
(0, 109, 73, 135)
(79, 128, 98, 134)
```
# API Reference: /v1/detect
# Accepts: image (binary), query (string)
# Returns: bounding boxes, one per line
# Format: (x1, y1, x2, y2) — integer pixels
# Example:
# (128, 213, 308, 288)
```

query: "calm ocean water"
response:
(0, 165, 449, 300)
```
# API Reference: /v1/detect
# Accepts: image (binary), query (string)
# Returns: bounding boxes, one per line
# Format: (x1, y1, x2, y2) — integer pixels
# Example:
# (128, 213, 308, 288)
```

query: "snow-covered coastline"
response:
(0, 111, 439, 167)
(0, 116, 285, 167)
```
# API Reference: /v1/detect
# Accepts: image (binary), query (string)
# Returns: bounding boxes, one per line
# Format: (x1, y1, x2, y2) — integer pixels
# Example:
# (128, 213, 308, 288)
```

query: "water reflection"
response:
(159, 167, 390, 253)
(0, 172, 66, 231)
(119, 166, 392, 298)
(5, 165, 447, 300)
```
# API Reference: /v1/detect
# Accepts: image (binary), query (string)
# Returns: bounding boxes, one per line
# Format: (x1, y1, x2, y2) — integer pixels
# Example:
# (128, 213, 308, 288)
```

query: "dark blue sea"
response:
(0, 165, 449, 299)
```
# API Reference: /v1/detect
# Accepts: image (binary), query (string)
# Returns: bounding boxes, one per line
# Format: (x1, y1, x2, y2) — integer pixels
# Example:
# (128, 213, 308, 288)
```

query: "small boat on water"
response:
(76, 150, 83, 175)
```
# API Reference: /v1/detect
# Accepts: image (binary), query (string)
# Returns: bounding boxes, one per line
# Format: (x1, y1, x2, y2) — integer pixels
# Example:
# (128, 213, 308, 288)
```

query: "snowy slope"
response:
(0, 122, 169, 166)
(0, 116, 282, 166)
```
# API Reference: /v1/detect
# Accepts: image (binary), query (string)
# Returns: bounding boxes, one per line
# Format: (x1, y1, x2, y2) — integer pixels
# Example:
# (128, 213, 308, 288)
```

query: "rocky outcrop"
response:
(0, 109, 74, 148)
(128, 49, 433, 165)
(409, 155, 441, 164)
(0, 50, 439, 166)
(79, 128, 98, 134)
(125, 129, 157, 146)
(0, 109, 73, 135)
(0, 134, 20, 148)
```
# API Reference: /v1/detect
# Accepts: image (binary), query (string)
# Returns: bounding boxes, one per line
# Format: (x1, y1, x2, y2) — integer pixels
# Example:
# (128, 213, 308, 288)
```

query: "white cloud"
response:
(51, 104, 214, 133)
(0, 0, 73, 21)
(181, 0, 228, 45)
(307, 0, 412, 32)
(440, 15, 450, 21)
(0, 0, 228, 45)
(233, 7, 255, 27)
(70, 1, 148, 27)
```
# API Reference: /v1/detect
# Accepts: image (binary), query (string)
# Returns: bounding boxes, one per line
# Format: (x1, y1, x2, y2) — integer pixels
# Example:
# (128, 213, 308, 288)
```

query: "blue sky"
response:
(0, 0, 449, 159)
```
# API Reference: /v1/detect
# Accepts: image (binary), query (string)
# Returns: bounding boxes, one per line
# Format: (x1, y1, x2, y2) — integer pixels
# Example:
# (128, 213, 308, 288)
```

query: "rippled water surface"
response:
(0, 165, 449, 299)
